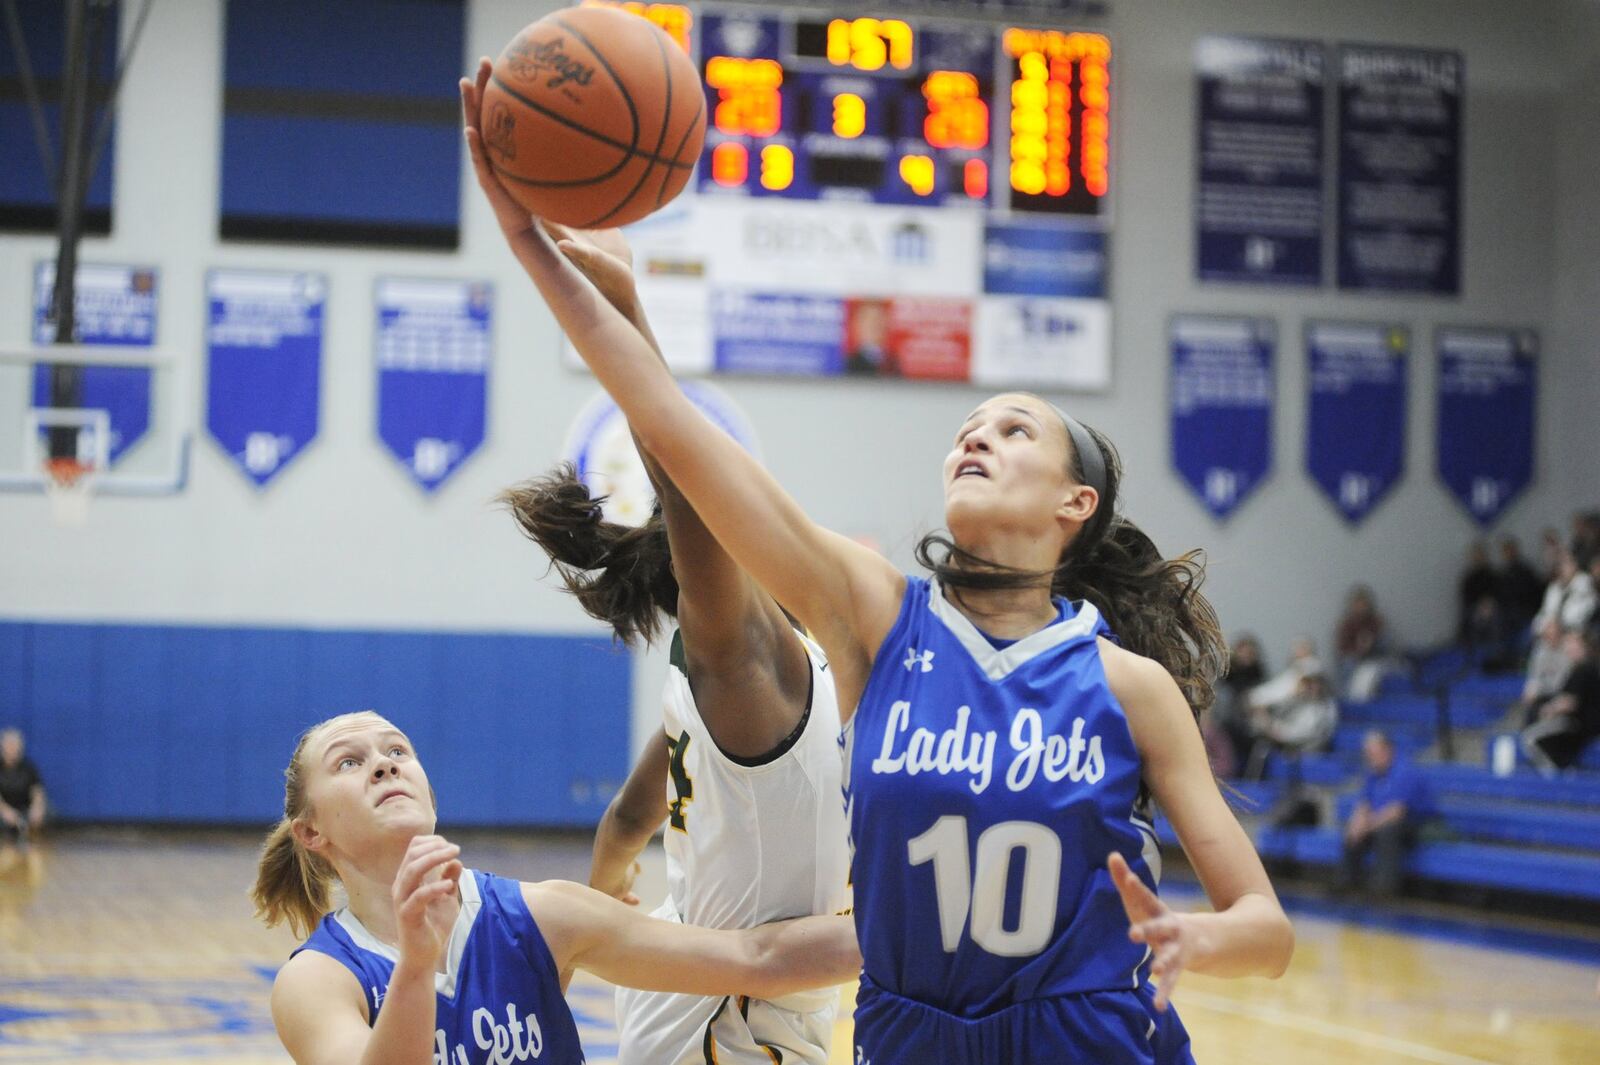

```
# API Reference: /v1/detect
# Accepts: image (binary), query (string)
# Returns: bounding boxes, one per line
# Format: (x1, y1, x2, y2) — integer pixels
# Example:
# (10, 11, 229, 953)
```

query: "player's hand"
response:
(591, 858, 644, 907)
(0, 806, 18, 827)
(1109, 851, 1189, 1012)
(460, 57, 540, 246)
(392, 835, 464, 971)
(542, 222, 638, 311)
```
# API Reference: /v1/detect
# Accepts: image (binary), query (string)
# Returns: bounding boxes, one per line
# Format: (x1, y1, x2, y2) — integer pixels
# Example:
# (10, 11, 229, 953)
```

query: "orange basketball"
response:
(480, 6, 706, 228)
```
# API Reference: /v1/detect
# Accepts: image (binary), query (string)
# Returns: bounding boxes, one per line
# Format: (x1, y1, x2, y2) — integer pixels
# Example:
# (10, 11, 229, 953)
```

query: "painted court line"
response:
(1177, 988, 1505, 1065)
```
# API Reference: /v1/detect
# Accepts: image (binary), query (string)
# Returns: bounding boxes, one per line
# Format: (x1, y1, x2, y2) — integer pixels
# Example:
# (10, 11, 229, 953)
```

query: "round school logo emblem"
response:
(562, 383, 759, 527)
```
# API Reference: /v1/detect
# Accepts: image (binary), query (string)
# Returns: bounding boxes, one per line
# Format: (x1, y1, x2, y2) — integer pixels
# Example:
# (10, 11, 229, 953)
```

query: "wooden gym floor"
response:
(1, 829, 1596, 1064)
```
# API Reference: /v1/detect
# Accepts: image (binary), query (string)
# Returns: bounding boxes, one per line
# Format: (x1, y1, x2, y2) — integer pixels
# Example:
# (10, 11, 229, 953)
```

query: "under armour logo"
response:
(903, 648, 935, 672)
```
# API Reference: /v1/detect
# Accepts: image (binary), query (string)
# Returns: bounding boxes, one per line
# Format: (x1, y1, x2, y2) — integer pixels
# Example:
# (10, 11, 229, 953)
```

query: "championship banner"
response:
(563, 383, 758, 528)
(1170, 315, 1274, 520)
(1195, 36, 1325, 286)
(31, 261, 158, 465)
(206, 270, 324, 488)
(1336, 45, 1462, 294)
(1437, 327, 1536, 526)
(374, 278, 491, 494)
(1306, 321, 1408, 524)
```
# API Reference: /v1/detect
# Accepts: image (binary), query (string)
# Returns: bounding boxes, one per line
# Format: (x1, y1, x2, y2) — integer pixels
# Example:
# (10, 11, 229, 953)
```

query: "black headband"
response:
(1053, 406, 1107, 497)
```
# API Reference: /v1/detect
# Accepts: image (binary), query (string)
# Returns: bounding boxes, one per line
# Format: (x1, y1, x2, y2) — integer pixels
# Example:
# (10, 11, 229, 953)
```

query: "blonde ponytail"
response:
(250, 714, 377, 938)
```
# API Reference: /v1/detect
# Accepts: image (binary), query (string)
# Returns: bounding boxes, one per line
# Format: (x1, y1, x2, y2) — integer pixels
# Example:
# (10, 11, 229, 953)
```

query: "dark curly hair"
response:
(499, 462, 677, 647)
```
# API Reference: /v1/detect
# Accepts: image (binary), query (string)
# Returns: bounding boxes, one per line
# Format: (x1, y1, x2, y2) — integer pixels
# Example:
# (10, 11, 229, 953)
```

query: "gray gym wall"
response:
(0, 0, 1594, 759)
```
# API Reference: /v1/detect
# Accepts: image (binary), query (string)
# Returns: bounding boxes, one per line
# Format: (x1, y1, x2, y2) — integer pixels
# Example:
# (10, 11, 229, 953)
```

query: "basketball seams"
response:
(548, 14, 641, 155)
(579, 22, 678, 228)
(487, 73, 695, 176)
(656, 91, 705, 207)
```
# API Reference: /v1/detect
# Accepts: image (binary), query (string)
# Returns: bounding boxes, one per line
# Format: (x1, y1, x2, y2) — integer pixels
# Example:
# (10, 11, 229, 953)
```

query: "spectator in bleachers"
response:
(1521, 628, 1600, 777)
(1540, 527, 1565, 580)
(1496, 536, 1546, 637)
(0, 729, 46, 844)
(1338, 730, 1434, 898)
(1249, 635, 1319, 711)
(1335, 585, 1390, 701)
(1243, 662, 1338, 780)
(1458, 540, 1502, 649)
(1570, 510, 1600, 569)
(1532, 548, 1596, 638)
(1518, 619, 1577, 726)
(1207, 633, 1267, 777)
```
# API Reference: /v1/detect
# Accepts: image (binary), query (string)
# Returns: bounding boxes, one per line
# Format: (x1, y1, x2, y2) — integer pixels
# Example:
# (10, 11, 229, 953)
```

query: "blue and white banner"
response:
(1306, 321, 1408, 524)
(1437, 327, 1536, 526)
(1170, 315, 1275, 519)
(31, 262, 158, 464)
(374, 278, 492, 493)
(206, 270, 324, 488)
(983, 223, 1107, 298)
(1195, 37, 1325, 286)
(1336, 45, 1462, 294)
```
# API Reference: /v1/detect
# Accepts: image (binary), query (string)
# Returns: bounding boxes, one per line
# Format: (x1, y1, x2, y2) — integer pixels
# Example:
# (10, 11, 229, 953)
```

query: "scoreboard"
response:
(573, 2, 1113, 393)
(585, 3, 1111, 214)
(698, 13, 1109, 213)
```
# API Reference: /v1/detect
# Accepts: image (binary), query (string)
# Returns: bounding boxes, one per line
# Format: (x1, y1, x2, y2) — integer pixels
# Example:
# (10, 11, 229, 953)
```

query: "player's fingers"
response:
(541, 220, 577, 245)
(622, 892, 641, 906)
(396, 840, 460, 898)
(1108, 852, 1161, 921)
(475, 57, 493, 103)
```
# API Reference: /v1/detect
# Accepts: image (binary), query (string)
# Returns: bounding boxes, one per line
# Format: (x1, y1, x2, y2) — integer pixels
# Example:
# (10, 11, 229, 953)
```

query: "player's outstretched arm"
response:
(462, 58, 902, 713)
(526, 879, 860, 1000)
(1103, 642, 1294, 1010)
(547, 224, 811, 753)
(590, 731, 670, 905)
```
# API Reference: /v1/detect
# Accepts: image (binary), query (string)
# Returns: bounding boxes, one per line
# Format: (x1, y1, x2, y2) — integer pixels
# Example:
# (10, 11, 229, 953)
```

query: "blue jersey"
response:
(294, 869, 585, 1065)
(844, 578, 1192, 1064)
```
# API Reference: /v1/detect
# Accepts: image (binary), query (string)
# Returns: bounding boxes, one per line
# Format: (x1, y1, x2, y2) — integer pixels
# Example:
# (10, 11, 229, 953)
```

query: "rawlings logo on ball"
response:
(507, 35, 595, 92)
(484, 101, 518, 161)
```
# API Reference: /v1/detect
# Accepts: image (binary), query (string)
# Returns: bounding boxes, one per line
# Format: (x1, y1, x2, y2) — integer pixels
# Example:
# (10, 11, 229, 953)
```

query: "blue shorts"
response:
(853, 974, 1196, 1065)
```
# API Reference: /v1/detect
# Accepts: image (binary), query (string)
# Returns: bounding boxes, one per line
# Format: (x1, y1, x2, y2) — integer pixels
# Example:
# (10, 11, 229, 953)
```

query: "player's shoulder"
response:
(1097, 637, 1180, 703)
(271, 947, 367, 1018)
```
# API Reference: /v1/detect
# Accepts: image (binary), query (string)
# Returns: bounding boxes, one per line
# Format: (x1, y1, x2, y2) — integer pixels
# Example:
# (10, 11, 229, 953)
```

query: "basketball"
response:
(479, 6, 706, 228)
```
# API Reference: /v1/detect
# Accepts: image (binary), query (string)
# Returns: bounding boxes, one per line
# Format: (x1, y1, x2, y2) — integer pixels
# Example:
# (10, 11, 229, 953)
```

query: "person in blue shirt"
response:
(461, 59, 1293, 1065)
(251, 711, 859, 1065)
(1338, 730, 1434, 897)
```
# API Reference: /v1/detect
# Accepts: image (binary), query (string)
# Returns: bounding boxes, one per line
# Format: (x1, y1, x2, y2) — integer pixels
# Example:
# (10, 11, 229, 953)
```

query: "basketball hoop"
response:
(45, 456, 94, 527)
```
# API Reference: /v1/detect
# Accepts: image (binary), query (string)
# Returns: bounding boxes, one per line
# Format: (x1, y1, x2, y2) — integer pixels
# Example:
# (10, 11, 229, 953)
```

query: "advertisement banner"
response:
(206, 269, 324, 488)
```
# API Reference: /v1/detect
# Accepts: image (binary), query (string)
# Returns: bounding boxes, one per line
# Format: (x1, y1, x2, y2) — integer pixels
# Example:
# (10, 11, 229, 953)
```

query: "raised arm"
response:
(549, 226, 811, 754)
(463, 60, 902, 715)
(1103, 642, 1294, 1010)
(526, 879, 860, 1000)
(590, 731, 670, 904)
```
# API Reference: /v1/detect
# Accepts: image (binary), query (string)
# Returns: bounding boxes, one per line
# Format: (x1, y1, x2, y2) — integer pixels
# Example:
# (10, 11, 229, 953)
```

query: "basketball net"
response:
(45, 456, 94, 527)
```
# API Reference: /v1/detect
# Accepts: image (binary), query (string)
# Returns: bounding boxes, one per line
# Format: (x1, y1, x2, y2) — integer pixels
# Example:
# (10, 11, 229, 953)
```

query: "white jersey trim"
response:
(926, 579, 1103, 680)
(333, 866, 483, 999)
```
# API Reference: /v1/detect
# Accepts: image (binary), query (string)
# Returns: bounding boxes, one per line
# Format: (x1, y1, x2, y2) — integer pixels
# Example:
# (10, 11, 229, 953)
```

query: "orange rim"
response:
(45, 456, 89, 487)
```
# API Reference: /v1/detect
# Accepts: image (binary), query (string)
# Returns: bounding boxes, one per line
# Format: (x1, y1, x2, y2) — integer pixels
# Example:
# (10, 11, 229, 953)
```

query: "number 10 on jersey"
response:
(908, 815, 1063, 957)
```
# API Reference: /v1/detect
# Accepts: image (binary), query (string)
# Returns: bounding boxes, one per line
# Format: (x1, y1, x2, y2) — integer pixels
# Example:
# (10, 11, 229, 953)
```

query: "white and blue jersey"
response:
(843, 577, 1193, 1064)
(293, 869, 585, 1065)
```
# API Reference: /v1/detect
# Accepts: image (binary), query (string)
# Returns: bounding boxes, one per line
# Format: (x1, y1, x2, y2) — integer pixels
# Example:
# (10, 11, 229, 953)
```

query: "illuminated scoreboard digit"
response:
(692, 6, 1109, 216)
(1002, 27, 1110, 216)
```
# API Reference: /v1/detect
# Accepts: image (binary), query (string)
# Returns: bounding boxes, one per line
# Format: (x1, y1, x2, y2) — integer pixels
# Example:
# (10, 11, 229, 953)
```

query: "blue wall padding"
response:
(0, 620, 630, 827)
